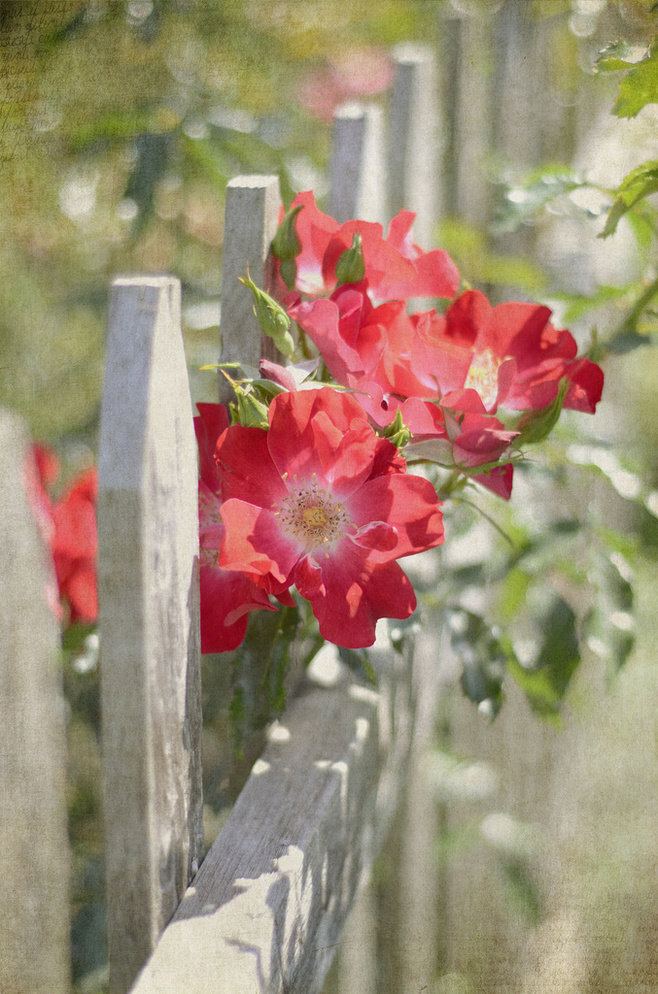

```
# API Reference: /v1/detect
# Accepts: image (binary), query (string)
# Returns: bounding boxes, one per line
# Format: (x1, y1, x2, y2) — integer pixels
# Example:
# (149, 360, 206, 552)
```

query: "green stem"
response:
(453, 495, 517, 549)
(623, 274, 658, 332)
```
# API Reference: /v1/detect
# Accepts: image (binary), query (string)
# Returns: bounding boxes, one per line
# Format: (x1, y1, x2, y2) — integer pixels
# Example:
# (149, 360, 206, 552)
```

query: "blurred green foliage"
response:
(0, 0, 439, 444)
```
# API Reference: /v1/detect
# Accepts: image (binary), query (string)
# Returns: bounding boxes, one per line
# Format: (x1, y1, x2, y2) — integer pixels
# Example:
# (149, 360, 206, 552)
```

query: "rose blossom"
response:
(285, 190, 459, 301)
(214, 387, 444, 648)
(195, 403, 280, 654)
(416, 289, 604, 415)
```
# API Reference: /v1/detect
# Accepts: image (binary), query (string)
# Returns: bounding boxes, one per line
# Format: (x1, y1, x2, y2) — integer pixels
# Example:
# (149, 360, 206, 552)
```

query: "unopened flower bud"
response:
(335, 232, 365, 285)
(231, 386, 270, 429)
(239, 272, 295, 358)
(272, 204, 303, 289)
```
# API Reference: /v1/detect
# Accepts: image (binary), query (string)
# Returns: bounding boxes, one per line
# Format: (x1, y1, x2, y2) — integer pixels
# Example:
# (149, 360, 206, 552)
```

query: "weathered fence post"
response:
(329, 103, 386, 224)
(98, 276, 203, 993)
(218, 174, 282, 401)
(0, 410, 70, 994)
(389, 43, 440, 247)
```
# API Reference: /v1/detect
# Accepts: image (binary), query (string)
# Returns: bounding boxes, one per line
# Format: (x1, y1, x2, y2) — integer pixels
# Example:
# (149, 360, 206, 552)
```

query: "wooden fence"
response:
(3, 8, 644, 992)
(0, 45, 443, 994)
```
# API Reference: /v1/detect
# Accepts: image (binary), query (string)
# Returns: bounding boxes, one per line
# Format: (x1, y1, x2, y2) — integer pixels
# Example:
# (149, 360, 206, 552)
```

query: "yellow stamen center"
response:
(464, 348, 503, 409)
(277, 477, 351, 551)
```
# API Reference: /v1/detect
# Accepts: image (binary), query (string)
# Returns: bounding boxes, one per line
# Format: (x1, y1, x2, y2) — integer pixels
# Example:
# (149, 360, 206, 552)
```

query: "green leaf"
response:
(70, 109, 158, 150)
(445, 608, 514, 719)
(498, 567, 532, 623)
(551, 284, 631, 323)
(600, 161, 658, 237)
(613, 44, 658, 118)
(507, 596, 580, 718)
(500, 857, 542, 926)
(230, 385, 270, 428)
(595, 39, 650, 73)
(605, 329, 658, 354)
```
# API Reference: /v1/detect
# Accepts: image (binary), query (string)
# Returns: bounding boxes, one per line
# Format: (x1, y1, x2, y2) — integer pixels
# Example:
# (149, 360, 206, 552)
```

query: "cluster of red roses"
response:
(197, 193, 604, 654)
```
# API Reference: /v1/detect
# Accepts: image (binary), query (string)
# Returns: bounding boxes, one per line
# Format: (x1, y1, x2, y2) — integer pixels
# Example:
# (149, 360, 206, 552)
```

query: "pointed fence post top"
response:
(100, 276, 185, 489)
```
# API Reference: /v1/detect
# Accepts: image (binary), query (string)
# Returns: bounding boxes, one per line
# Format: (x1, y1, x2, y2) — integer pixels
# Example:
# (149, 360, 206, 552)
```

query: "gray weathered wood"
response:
(130, 643, 414, 993)
(452, 15, 491, 228)
(0, 410, 70, 994)
(388, 43, 439, 248)
(329, 102, 386, 224)
(99, 277, 203, 994)
(218, 175, 282, 401)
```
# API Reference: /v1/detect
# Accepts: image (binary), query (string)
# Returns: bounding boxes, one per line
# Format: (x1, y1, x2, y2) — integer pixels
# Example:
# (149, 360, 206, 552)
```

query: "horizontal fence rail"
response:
(130, 644, 414, 994)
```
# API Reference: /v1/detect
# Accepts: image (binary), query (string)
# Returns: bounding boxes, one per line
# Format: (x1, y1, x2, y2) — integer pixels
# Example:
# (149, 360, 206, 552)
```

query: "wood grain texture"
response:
(329, 103, 386, 224)
(218, 174, 282, 401)
(98, 277, 203, 994)
(0, 410, 70, 994)
(130, 643, 415, 994)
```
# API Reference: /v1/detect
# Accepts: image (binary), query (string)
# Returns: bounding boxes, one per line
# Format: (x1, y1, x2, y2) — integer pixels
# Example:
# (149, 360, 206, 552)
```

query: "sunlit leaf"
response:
(551, 284, 632, 322)
(612, 44, 658, 117)
(600, 161, 658, 237)
(497, 567, 532, 623)
(595, 39, 650, 73)
(70, 109, 158, 150)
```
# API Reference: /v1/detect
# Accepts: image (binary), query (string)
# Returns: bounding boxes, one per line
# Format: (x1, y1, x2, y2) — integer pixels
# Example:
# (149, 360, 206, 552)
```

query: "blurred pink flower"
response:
(296, 47, 394, 121)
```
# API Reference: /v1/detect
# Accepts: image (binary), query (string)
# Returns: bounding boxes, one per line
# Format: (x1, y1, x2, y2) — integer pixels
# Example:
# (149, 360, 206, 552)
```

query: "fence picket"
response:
(389, 43, 440, 247)
(0, 411, 70, 994)
(98, 277, 203, 994)
(218, 174, 282, 401)
(329, 103, 386, 224)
